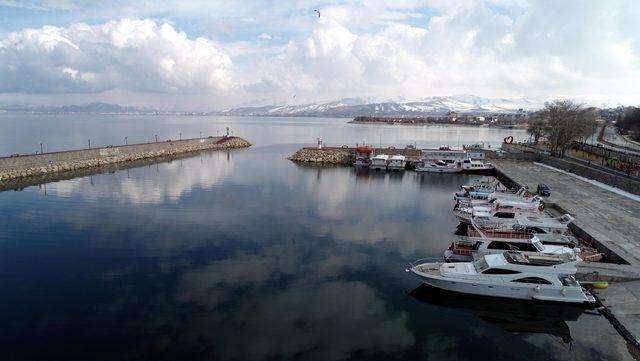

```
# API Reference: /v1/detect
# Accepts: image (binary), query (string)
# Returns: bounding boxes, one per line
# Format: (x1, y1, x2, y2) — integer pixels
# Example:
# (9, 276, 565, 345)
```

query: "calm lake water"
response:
(0, 114, 634, 360)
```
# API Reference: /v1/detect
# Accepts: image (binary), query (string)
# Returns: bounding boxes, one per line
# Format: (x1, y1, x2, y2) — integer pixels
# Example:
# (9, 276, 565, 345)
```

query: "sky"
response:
(0, 0, 639, 110)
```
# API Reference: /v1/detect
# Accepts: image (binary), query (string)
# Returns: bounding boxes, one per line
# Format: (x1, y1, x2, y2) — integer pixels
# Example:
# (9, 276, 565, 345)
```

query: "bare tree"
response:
(526, 119, 545, 144)
(538, 99, 596, 157)
(617, 107, 640, 140)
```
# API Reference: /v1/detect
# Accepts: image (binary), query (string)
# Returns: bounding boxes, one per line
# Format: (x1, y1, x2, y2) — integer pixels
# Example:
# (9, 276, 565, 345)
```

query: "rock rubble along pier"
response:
(288, 146, 421, 165)
(0, 136, 251, 182)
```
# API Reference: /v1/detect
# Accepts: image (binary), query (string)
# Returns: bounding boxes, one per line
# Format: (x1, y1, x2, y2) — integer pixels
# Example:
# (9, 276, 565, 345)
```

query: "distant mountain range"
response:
(1, 102, 143, 113)
(218, 95, 543, 117)
(1, 95, 544, 117)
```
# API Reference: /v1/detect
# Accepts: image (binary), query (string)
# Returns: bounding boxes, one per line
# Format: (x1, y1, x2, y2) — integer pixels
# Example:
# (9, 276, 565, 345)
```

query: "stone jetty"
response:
(288, 147, 353, 164)
(0, 136, 251, 182)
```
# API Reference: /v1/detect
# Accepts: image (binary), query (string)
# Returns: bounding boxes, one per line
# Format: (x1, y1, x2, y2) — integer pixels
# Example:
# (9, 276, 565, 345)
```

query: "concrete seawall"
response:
(0, 136, 251, 182)
(537, 155, 640, 196)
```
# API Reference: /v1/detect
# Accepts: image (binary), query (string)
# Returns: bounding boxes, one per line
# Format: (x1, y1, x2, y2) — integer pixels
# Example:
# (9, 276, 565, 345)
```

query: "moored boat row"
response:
(407, 176, 603, 305)
(355, 146, 495, 174)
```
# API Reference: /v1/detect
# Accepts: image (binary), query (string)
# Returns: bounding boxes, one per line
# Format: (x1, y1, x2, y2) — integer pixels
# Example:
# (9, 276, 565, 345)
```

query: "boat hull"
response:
(415, 167, 461, 173)
(460, 167, 496, 175)
(387, 165, 406, 172)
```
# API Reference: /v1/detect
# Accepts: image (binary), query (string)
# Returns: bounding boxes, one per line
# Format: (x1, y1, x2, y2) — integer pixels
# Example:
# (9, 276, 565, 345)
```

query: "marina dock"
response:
(494, 159, 640, 348)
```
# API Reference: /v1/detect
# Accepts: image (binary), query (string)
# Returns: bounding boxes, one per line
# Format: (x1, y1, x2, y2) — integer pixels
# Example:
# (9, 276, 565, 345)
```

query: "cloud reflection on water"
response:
(42, 150, 235, 204)
(2, 145, 635, 360)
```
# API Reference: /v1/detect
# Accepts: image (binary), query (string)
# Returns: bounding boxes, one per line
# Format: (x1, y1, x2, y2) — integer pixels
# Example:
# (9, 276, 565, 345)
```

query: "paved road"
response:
(583, 125, 640, 156)
(603, 125, 640, 154)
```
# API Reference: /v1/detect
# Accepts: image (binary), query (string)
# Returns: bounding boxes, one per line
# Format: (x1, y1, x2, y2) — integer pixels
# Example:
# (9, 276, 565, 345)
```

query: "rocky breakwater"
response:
(0, 136, 251, 182)
(288, 147, 354, 165)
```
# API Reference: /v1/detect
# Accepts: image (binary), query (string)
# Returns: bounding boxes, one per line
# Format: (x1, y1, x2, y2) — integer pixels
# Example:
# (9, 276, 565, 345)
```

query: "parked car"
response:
(537, 184, 551, 196)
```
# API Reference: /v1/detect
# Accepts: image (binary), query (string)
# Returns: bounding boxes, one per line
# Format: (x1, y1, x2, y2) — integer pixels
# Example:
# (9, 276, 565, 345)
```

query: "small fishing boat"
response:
(408, 251, 596, 305)
(387, 155, 406, 171)
(354, 145, 373, 167)
(371, 154, 389, 171)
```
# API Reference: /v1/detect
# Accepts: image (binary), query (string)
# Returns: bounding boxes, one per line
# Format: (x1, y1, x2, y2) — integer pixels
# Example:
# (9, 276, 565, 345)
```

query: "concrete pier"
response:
(494, 159, 640, 349)
(0, 136, 251, 183)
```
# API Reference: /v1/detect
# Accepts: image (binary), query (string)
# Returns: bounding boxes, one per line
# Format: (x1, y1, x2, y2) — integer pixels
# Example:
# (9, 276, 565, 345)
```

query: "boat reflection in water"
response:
(409, 284, 588, 344)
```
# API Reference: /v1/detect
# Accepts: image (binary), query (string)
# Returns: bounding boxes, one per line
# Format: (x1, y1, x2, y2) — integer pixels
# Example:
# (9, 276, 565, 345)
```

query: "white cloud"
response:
(0, 18, 233, 94)
(257, 32, 272, 40)
(239, 0, 640, 105)
(1, 1, 640, 107)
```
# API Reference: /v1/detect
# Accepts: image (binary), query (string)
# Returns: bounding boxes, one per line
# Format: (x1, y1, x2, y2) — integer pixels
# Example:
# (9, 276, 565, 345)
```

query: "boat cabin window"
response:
(473, 258, 489, 272)
(511, 277, 552, 285)
(494, 212, 515, 219)
(463, 159, 470, 163)
(531, 241, 545, 251)
(526, 227, 547, 234)
(487, 241, 539, 252)
(481, 268, 521, 275)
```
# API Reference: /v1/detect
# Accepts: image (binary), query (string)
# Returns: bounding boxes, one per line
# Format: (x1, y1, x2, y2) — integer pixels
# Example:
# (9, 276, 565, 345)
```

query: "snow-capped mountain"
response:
(219, 95, 543, 117)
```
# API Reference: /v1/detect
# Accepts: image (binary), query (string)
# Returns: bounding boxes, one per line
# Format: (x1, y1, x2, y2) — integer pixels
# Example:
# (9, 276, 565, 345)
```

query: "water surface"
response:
(0, 114, 633, 360)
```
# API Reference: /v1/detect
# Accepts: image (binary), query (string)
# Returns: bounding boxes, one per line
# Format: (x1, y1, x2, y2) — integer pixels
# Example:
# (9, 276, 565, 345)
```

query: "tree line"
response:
(526, 99, 597, 157)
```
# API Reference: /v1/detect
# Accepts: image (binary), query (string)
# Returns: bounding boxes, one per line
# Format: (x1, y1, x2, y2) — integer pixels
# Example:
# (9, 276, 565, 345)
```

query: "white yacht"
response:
(458, 159, 496, 174)
(454, 202, 544, 224)
(408, 251, 595, 305)
(455, 186, 529, 202)
(371, 154, 389, 171)
(456, 188, 542, 207)
(387, 155, 406, 171)
(420, 147, 468, 163)
(415, 160, 461, 173)
(460, 178, 508, 194)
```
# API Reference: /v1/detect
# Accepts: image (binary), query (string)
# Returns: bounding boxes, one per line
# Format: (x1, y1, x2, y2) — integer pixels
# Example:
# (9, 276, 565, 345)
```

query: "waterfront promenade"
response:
(495, 160, 640, 348)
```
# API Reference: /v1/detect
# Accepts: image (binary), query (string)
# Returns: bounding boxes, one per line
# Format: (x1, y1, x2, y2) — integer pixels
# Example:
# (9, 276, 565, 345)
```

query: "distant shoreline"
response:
(348, 120, 526, 129)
